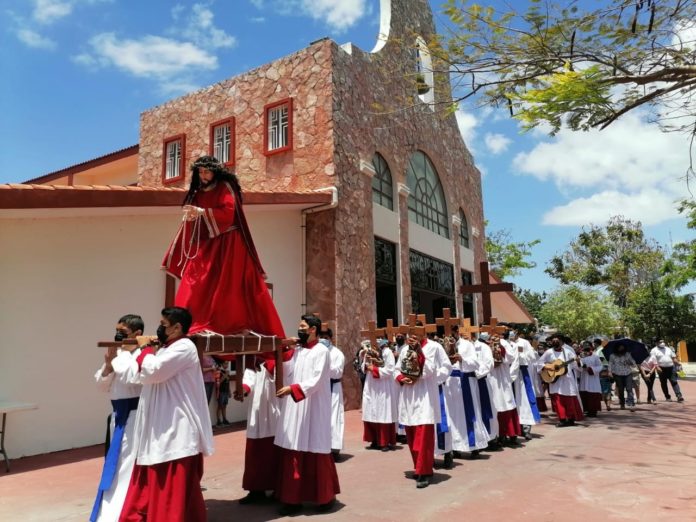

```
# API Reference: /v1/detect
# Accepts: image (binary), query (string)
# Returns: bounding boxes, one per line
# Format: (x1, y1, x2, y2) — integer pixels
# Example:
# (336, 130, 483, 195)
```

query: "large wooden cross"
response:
(459, 318, 480, 340)
(360, 320, 385, 348)
(406, 313, 437, 337)
(460, 261, 514, 324)
(436, 308, 460, 337)
(384, 319, 405, 343)
(479, 317, 507, 336)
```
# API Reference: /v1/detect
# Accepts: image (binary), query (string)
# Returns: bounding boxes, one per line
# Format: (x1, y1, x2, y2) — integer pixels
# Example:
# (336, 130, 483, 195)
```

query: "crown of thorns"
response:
(191, 155, 224, 172)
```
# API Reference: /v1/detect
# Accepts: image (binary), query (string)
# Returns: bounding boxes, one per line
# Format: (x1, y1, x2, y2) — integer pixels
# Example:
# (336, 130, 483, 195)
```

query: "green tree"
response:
(540, 285, 621, 341)
(546, 216, 664, 307)
(485, 227, 541, 279)
(624, 282, 696, 344)
(438, 0, 696, 135)
(516, 288, 547, 320)
(662, 199, 696, 289)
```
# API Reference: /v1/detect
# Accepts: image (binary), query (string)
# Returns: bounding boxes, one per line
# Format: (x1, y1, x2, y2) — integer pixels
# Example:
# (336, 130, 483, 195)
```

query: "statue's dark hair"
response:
(183, 155, 242, 205)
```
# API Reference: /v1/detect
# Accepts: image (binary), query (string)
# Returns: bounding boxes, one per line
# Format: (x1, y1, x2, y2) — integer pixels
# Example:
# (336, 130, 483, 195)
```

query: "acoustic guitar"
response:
(540, 359, 572, 384)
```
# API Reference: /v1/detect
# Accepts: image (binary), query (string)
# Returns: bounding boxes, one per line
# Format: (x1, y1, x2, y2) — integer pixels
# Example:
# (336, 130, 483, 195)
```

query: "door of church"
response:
(409, 249, 455, 325)
(375, 237, 398, 327)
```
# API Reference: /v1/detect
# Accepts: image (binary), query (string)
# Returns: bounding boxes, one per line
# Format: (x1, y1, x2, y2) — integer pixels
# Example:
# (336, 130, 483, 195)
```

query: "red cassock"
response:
(163, 181, 285, 339)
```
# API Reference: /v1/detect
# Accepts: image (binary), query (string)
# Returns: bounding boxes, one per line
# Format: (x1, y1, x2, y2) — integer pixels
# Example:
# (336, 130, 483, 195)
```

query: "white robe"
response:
(362, 347, 397, 423)
(540, 346, 580, 397)
(512, 338, 539, 426)
(275, 342, 332, 454)
(487, 344, 517, 413)
(242, 364, 280, 439)
(393, 344, 408, 435)
(474, 340, 498, 439)
(132, 338, 214, 466)
(448, 338, 490, 452)
(578, 354, 603, 393)
(93, 348, 141, 522)
(329, 344, 345, 450)
(397, 339, 452, 426)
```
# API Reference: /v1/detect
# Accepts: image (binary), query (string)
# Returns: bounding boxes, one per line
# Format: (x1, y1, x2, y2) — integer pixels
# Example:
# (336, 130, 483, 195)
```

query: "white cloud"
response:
(484, 132, 511, 154)
(542, 189, 681, 226)
(181, 4, 236, 49)
(455, 109, 478, 145)
(301, 0, 366, 31)
(16, 28, 56, 49)
(82, 33, 217, 78)
(33, 0, 73, 24)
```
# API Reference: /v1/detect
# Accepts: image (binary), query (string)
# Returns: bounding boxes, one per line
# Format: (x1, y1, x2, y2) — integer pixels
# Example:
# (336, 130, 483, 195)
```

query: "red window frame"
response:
(161, 134, 186, 185)
(263, 98, 293, 156)
(209, 117, 235, 167)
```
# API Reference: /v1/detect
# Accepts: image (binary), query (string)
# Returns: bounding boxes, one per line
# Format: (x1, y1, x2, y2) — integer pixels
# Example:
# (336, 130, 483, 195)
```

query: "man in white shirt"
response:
(320, 328, 346, 459)
(90, 314, 144, 522)
(120, 307, 214, 522)
(540, 334, 584, 427)
(651, 340, 684, 402)
(274, 315, 340, 516)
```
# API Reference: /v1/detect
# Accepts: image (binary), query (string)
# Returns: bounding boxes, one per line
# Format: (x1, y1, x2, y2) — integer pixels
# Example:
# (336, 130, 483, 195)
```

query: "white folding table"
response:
(0, 401, 38, 472)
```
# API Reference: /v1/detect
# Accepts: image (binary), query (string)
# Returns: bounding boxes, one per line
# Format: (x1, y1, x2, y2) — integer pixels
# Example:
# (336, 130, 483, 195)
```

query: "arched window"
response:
(415, 36, 434, 105)
(407, 151, 449, 238)
(371, 153, 394, 210)
(459, 209, 470, 248)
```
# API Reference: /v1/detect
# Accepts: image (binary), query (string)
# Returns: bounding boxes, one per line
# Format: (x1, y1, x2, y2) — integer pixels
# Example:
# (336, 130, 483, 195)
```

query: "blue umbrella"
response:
(602, 338, 650, 365)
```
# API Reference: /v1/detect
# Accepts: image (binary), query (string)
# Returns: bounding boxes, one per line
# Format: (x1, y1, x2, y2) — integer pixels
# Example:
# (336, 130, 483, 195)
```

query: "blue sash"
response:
(436, 384, 449, 450)
(451, 370, 477, 448)
(90, 397, 139, 522)
(477, 376, 494, 433)
(520, 366, 541, 423)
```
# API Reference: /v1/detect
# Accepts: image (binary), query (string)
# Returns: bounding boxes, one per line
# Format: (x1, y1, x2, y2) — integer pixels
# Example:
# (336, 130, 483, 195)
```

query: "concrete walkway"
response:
(2, 379, 695, 522)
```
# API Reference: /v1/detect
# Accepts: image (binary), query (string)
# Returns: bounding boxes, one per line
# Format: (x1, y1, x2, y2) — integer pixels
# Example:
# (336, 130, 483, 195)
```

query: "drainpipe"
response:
(300, 187, 339, 314)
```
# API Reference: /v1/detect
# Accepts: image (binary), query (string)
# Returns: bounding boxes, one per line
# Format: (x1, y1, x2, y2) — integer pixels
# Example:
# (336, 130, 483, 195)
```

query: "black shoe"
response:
(396, 434, 408, 444)
(222, 419, 230, 425)
(239, 491, 266, 505)
(506, 436, 520, 446)
(452, 451, 465, 459)
(367, 442, 379, 450)
(416, 475, 430, 488)
(317, 499, 336, 513)
(678, 397, 685, 402)
(556, 420, 569, 428)
(443, 452, 454, 469)
(331, 450, 340, 462)
(470, 450, 481, 459)
(278, 503, 302, 516)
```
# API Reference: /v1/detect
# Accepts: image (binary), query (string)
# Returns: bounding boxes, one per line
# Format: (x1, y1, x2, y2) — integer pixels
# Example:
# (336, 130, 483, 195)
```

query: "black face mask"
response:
(297, 329, 310, 345)
(114, 331, 127, 342)
(157, 325, 170, 345)
(395, 335, 405, 346)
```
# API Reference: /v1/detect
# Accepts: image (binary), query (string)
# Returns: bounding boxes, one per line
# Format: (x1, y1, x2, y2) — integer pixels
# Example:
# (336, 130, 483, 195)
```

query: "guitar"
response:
(540, 358, 575, 384)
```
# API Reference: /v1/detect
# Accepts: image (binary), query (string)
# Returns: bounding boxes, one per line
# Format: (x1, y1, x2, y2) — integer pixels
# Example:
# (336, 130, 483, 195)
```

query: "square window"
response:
(264, 98, 293, 155)
(209, 118, 234, 167)
(162, 134, 186, 185)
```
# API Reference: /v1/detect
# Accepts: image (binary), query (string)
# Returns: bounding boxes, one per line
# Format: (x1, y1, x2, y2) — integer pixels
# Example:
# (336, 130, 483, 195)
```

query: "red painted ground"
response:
(2, 379, 695, 521)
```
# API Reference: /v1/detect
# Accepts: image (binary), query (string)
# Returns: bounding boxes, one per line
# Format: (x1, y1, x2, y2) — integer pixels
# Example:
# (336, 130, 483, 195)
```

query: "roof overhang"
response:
(489, 271, 535, 324)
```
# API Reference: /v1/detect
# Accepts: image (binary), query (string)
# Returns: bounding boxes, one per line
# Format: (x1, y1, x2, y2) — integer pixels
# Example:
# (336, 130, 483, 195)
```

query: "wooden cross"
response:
(384, 319, 402, 343)
(406, 313, 437, 337)
(460, 261, 514, 324)
(436, 308, 460, 337)
(479, 317, 507, 336)
(361, 320, 385, 348)
(459, 318, 480, 340)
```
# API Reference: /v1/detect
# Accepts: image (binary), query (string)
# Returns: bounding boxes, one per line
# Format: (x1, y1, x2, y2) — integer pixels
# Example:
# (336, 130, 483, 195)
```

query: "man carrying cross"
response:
(396, 317, 451, 489)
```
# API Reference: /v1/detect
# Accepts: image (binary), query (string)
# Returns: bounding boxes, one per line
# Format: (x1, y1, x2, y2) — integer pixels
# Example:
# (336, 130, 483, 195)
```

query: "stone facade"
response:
(136, 0, 485, 409)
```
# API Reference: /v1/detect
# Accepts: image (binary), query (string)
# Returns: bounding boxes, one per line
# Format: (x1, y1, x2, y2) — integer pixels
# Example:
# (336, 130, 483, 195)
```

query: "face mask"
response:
(114, 331, 127, 342)
(297, 329, 310, 344)
(318, 338, 330, 348)
(659, 343, 665, 348)
(157, 325, 170, 345)
(395, 335, 405, 346)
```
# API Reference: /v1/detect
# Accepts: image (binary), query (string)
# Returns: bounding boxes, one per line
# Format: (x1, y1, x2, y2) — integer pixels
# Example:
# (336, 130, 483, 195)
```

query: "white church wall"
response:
(0, 206, 303, 457)
(408, 221, 455, 264)
(372, 202, 399, 243)
(459, 245, 475, 272)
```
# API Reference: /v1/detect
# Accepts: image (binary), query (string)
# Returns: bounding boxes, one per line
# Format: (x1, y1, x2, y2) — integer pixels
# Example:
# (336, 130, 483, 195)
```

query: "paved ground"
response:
(2, 378, 696, 522)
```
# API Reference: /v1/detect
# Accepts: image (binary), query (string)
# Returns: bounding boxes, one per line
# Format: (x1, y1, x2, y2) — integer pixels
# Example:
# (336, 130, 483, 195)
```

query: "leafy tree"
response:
(545, 216, 664, 307)
(624, 281, 696, 344)
(662, 199, 696, 289)
(540, 285, 621, 341)
(438, 0, 696, 135)
(516, 288, 547, 320)
(485, 226, 541, 279)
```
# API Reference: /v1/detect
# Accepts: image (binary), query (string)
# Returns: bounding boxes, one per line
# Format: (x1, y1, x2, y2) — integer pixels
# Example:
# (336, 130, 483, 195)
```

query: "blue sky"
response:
(1, 0, 693, 295)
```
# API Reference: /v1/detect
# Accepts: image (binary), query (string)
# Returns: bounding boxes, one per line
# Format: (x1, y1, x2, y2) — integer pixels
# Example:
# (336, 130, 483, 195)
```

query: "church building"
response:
(0, 0, 519, 458)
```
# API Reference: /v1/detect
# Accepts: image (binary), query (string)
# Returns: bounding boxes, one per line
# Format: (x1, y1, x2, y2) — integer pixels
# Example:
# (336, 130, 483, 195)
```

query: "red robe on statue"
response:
(162, 181, 285, 338)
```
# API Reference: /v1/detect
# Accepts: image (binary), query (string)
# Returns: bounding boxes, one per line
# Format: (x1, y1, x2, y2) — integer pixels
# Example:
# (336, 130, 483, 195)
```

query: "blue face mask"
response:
(318, 338, 331, 348)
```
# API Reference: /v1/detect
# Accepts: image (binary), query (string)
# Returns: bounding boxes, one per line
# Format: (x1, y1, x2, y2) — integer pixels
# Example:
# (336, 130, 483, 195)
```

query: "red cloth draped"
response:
(497, 408, 522, 437)
(536, 395, 548, 412)
(119, 453, 205, 522)
(162, 182, 285, 340)
(242, 436, 278, 492)
(405, 425, 435, 476)
(580, 391, 602, 415)
(363, 422, 396, 447)
(550, 393, 585, 421)
(274, 447, 340, 505)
